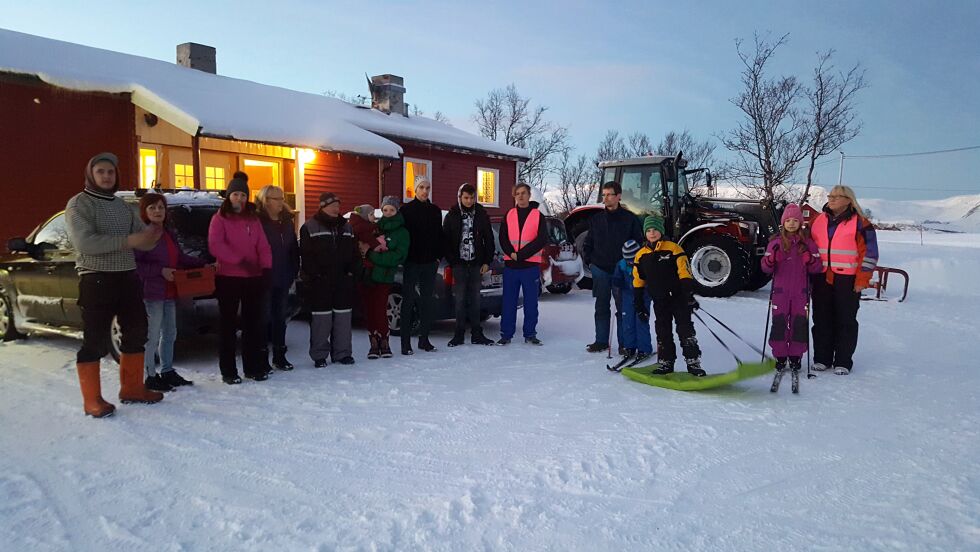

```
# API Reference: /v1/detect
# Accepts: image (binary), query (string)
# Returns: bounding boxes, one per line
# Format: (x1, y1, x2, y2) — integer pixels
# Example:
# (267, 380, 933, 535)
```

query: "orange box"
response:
(172, 266, 216, 298)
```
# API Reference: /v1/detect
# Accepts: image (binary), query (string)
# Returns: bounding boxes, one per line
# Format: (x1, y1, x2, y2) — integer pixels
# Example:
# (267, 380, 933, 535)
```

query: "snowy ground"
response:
(2, 231, 978, 551)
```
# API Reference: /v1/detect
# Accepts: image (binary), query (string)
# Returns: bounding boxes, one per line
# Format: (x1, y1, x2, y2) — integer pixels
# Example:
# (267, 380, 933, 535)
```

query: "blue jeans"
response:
(591, 264, 622, 346)
(144, 299, 177, 377)
(501, 266, 539, 339)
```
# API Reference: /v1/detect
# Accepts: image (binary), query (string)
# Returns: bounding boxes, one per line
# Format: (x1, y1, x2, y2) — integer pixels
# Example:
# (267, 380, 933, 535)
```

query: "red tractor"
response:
(564, 153, 782, 297)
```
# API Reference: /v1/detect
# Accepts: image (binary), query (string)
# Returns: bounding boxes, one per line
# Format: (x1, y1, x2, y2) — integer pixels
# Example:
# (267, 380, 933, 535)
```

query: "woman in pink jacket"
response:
(208, 176, 273, 384)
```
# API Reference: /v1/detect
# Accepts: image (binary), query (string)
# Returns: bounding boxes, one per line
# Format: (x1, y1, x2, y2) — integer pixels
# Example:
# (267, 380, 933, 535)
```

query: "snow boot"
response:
(525, 336, 543, 346)
(496, 337, 511, 345)
(471, 332, 495, 346)
(367, 334, 381, 360)
(313, 359, 328, 369)
(380, 337, 394, 358)
(337, 356, 356, 365)
(417, 337, 436, 352)
(162, 370, 194, 387)
(258, 347, 273, 375)
(833, 366, 851, 375)
(775, 357, 787, 372)
(652, 360, 674, 375)
(812, 362, 831, 371)
(272, 346, 294, 371)
(76, 361, 115, 418)
(401, 345, 414, 356)
(447, 333, 465, 347)
(586, 342, 609, 353)
(686, 358, 707, 377)
(118, 353, 164, 404)
(144, 374, 174, 392)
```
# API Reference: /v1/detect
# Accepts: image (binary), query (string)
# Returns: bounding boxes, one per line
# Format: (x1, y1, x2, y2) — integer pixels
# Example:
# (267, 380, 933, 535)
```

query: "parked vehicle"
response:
(490, 217, 583, 295)
(0, 191, 223, 358)
(563, 153, 782, 297)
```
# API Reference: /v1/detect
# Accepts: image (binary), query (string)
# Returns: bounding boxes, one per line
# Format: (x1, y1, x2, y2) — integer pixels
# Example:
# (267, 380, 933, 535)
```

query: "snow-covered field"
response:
(2, 231, 978, 551)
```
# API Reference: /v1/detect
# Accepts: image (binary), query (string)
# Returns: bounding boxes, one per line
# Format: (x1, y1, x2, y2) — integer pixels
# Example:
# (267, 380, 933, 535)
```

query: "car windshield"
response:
(546, 218, 567, 244)
(619, 166, 664, 216)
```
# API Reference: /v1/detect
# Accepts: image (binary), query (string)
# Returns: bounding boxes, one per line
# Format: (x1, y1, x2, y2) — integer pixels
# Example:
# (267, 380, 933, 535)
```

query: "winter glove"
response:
(800, 250, 813, 265)
(633, 287, 650, 322)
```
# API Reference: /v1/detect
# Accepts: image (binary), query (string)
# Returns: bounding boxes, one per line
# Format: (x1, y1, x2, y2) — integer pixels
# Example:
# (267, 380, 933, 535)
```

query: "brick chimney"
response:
(369, 74, 406, 116)
(176, 43, 216, 74)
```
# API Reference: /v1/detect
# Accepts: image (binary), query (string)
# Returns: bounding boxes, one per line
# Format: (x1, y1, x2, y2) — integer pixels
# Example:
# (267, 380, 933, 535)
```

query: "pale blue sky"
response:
(3, 0, 978, 199)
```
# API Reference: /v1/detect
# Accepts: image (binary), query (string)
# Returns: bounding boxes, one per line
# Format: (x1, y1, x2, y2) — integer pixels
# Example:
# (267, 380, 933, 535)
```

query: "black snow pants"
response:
(811, 273, 860, 370)
(652, 294, 701, 362)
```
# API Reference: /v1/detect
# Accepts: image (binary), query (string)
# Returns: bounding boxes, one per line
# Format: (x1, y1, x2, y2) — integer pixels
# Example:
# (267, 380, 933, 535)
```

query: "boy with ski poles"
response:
(632, 215, 706, 377)
(607, 239, 654, 370)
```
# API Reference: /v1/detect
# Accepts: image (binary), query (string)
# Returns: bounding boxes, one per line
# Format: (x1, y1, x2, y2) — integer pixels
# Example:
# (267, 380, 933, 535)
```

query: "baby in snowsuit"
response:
(612, 239, 653, 364)
(760, 204, 824, 373)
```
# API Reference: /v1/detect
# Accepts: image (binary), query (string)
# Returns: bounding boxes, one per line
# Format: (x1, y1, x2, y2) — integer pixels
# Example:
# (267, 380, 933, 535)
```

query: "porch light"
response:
(298, 148, 316, 164)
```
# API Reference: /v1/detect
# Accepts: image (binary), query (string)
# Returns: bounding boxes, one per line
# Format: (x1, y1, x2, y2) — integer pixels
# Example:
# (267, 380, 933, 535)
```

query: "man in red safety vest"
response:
(497, 183, 548, 346)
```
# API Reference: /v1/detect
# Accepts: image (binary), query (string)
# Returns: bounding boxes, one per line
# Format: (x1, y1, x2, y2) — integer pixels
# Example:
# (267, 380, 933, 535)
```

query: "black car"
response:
(0, 191, 223, 358)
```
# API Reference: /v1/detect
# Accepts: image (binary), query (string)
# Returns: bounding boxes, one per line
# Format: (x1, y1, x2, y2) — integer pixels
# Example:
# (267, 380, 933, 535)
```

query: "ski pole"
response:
(761, 283, 774, 363)
(806, 275, 816, 379)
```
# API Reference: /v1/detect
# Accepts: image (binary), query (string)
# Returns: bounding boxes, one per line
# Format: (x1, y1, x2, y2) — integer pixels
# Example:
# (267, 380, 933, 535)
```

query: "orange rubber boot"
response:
(77, 362, 115, 418)
(118, 353, 164, 404)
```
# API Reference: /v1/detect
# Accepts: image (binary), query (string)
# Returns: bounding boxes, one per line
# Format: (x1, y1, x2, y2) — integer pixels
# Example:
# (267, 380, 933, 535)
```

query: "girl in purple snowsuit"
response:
(761, 204, 823, 373)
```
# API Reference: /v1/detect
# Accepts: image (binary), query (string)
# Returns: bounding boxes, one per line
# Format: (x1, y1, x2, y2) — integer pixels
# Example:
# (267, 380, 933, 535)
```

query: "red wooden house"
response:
(0, 29, 528, 242)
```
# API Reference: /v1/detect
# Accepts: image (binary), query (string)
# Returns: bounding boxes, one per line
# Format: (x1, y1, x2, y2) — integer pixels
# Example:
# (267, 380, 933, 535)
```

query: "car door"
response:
(8, 213, 73, 325)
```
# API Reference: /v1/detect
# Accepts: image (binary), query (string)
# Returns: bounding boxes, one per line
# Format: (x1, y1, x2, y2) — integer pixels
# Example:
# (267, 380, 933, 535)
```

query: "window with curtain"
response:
(477, 167, 499, 206)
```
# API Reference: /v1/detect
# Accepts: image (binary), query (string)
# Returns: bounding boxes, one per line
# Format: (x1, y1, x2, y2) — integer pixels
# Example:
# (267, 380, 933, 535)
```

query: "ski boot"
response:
(685, 357, 707, 377)
(652, 360, 674, 375)
(774, 357, 787, 372)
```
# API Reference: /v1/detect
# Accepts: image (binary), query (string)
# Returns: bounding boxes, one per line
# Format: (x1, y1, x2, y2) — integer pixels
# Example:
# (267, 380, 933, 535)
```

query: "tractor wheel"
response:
(685, 234, 751, 298)
(546, 283, 572, 294)
(744, 267, 772, 292)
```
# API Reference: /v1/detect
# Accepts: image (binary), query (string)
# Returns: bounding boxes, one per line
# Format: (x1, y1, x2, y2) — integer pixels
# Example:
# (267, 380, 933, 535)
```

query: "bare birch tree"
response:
(721, 33, 812, 203)
(546, 150, 596, 216)
(800, 51, 867, 202)
(473, 84, 569, 191)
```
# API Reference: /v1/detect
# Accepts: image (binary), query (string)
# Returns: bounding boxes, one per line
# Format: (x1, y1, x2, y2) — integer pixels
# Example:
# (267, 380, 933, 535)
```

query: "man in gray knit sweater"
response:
(64, 152, 164, 417)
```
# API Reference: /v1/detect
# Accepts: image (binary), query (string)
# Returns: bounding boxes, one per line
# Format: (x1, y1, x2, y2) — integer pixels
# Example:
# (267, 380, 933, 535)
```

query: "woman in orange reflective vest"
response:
(809, 185, 879, 375)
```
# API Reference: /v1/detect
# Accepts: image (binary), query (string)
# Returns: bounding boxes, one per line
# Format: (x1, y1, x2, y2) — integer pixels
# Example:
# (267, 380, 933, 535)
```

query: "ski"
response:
(606, 354, 634, 372)
(791, 370, 800, 394)
(626, 352, 654, 368)
(770, 370, 784, 393)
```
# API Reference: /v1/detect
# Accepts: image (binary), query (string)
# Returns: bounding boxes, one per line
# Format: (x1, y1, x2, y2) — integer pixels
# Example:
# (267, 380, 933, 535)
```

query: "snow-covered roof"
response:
(0, 29, 528, 161)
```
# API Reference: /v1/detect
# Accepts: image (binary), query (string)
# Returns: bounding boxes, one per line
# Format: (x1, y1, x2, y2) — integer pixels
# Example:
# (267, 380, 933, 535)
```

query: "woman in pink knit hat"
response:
(760, 204, 823, 375)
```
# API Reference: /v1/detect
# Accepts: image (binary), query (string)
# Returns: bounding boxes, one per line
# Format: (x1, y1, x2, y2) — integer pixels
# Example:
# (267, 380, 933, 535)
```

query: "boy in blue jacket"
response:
(611, 240, 653, 364)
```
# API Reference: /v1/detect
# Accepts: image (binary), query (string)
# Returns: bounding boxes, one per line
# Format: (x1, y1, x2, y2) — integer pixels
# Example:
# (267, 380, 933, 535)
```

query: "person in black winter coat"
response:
(582, 181, 644, 353)
(442, 183, 497, 347)
(256, 185, 300, 372)
(300, 192, 361, 367)
(398, 176, 443, 355)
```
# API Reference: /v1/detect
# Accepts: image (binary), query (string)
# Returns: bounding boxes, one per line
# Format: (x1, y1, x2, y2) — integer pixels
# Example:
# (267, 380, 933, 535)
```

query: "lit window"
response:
(403, 157, 432, 200)
(174, 164, 194, 188)
(205, 166, 226, 190)
(139, 148, 157, 189)
(477, 167, 499, 206)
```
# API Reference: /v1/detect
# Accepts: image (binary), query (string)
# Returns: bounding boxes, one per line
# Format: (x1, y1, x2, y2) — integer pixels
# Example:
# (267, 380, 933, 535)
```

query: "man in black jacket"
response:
(443, 183, 496, 347)
(582, 181, 644, 353)
(497, 183, 547, 346)
(399, 177, 443, 355)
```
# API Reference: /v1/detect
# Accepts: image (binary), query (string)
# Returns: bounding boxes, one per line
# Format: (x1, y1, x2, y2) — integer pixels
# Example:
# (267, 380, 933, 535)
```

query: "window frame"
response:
(476, 167, 500, 208)
(403, 157, 433, 202)
(173, 163, 195, 189)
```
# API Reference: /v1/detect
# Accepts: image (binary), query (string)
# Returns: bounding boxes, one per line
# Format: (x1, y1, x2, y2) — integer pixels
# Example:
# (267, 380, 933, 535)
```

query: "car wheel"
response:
(546, 283, 572, 294)
(0, 288, 24, 341)
(685, 234, 751, 298)
(108, 315, 122, 363)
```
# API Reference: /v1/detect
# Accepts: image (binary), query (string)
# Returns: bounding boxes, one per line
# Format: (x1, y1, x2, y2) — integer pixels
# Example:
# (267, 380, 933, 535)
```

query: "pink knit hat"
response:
(781, 203, 803, 225)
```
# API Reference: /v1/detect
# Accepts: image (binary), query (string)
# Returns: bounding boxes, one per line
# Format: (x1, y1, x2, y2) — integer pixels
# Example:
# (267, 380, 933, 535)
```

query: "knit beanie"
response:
(318, 191, 339, 208)
(226, 177, 249, 197)
(781, 203, 804, 225)
(643, 215, 665, 235)
(353, 204, 375, 220)
(622, 239, 641, 261)
(381, 195, 400, 210)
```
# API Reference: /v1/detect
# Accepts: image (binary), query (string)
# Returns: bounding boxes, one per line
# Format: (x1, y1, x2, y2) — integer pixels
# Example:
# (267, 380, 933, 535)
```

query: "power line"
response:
(845, 144, 980, 159)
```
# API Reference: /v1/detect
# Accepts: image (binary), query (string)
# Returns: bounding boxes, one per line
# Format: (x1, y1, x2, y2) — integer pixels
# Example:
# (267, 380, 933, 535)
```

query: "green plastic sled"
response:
(622, 358, 777, 391)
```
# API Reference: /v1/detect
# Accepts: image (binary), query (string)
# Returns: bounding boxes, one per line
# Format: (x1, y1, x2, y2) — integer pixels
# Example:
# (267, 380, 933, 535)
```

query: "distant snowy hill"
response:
(708, 184, 980, 233)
